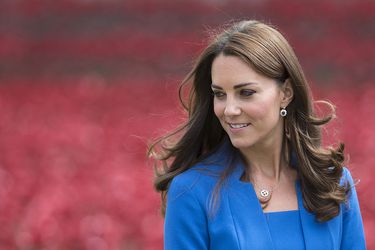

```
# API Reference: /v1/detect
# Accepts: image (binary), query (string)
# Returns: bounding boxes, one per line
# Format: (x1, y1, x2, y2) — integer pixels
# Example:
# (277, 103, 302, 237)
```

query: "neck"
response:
(239, 134, 289, 183)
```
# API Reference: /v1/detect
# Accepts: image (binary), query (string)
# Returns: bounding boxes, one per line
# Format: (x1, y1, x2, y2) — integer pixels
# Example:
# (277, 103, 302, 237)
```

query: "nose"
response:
(224, 98, 242, 116)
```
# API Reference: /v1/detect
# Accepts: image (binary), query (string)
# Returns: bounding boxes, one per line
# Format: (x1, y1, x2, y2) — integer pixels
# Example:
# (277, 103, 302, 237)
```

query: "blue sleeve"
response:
(164, 177, 209, 250)
(340, 167, 366, 250)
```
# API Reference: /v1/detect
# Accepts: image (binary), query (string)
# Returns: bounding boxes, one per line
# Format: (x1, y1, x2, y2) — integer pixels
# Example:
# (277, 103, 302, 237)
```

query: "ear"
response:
(280, 78, 294, 108)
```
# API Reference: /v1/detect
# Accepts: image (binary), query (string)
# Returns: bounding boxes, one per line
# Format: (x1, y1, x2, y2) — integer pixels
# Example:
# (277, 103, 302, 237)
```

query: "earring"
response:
(280, 107, 287, 117)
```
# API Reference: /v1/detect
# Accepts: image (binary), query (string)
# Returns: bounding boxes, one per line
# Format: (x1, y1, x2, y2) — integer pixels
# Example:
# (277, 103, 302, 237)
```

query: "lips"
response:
(227, 123, 251, 129)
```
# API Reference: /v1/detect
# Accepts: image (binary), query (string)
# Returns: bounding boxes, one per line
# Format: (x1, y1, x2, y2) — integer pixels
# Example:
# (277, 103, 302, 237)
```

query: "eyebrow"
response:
(211, 82, 256, 90)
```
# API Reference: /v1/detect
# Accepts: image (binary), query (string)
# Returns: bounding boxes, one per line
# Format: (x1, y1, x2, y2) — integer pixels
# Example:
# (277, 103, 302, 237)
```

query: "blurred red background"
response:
(0, 1, 374, 249)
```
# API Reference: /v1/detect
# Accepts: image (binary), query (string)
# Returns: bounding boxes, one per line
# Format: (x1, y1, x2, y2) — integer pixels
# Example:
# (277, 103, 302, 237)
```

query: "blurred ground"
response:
(0, 1, 374, 249)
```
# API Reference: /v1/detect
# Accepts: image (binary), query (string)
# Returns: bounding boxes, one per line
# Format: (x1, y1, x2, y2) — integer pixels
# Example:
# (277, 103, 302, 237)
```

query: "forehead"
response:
(211, 54, 276, 88)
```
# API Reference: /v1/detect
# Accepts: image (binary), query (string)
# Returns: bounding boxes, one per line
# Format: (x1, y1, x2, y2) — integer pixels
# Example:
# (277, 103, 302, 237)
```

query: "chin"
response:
(228, 137, 254, 150)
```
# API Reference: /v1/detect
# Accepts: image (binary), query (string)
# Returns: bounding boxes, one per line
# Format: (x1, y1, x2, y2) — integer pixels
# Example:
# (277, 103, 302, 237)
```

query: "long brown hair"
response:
(148, 20, 347, 222)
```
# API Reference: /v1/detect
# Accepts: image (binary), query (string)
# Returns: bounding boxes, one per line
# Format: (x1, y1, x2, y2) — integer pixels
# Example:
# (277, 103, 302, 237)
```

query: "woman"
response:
(149, 20, 366, 249)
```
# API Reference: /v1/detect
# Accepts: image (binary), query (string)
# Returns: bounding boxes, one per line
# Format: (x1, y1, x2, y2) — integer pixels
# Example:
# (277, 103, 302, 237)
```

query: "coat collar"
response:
(215, 142, 335, 250)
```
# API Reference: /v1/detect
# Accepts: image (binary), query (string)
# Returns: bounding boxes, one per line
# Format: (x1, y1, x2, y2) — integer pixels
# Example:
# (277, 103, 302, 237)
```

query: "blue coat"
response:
(164, 140, 366, 249)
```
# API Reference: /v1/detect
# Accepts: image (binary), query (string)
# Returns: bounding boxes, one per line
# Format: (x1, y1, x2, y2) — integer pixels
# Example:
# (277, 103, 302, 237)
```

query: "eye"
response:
(212, 90, 225, 98)
(240, 89, 256, 97)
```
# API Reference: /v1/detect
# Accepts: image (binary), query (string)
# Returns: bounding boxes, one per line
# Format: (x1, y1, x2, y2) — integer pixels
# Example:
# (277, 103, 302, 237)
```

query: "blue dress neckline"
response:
(264, 209, 299, 215)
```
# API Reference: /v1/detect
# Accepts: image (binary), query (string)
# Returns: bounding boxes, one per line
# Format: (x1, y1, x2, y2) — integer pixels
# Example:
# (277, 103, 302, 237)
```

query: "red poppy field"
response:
(0, 79, 373, 249)
(0, 0, 374, 249)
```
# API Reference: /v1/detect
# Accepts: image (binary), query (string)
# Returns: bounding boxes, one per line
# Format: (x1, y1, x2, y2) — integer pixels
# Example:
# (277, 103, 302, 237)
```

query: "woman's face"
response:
(211, 54, 287, 151)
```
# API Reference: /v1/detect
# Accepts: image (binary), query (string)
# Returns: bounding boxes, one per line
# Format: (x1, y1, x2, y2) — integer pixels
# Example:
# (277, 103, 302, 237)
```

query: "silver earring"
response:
(280, 107, 287, 117)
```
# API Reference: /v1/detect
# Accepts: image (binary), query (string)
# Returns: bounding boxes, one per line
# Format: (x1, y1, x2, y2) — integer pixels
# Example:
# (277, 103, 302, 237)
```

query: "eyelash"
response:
(212, 91, 225, 98)
(240, 89, 256, 96)
(211, 90, 256, 98)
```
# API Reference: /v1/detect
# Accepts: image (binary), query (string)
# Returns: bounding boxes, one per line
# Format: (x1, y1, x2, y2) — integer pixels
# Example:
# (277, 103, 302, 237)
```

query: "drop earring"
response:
(280, 107, 287, 117)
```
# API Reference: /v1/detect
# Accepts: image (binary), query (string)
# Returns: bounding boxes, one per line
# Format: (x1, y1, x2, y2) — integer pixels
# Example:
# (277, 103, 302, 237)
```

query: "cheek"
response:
(246, 100, 279, 121)
(213, 100, 224, 118)
(242, 102, 267, 119)
(244, 106, 264, 119)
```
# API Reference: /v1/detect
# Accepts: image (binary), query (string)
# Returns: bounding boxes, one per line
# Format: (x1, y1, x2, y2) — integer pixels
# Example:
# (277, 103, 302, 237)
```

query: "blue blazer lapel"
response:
(217, 140, 336, 250)
(296, 181, 334, 250)
(227, 160, 276, 250)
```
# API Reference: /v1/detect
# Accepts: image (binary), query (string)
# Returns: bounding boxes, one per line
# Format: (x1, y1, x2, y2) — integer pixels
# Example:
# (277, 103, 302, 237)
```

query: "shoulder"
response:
(339, 167, 361, 211)
(340, 167, 356, 187)
(338, 167, 366, 247)
(167, 137, 236, 202)
(167, 162, 224, 203)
